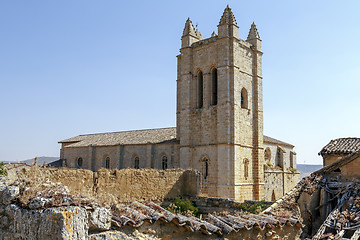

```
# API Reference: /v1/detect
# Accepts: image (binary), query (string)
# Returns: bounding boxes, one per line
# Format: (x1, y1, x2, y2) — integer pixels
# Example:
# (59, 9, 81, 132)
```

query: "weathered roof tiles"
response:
(111, 201, 301, 236)
(319, 137, 360, 156)
(59, 127, 178, 147)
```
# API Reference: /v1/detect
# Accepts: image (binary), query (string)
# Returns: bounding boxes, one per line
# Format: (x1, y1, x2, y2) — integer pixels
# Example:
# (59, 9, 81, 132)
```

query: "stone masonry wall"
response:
(63, 142, 180, 172)
(264, 170, 300, 201)
(323, 155, 345, 167)
(177, 25, 265, 201)
(16, 167, 200, 204)
(337, 155, 360, 180)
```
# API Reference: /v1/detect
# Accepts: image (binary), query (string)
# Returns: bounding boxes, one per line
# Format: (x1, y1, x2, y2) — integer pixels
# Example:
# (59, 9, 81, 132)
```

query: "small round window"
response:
(77, 157, 83, 167)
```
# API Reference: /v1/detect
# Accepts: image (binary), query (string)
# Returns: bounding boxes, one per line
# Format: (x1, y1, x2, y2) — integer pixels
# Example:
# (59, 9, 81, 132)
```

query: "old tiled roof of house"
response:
(263, 135, 294, 148)
(319, 137, 360, 156)
(112, 201, 300, 235)
(60, 127, 294, 148)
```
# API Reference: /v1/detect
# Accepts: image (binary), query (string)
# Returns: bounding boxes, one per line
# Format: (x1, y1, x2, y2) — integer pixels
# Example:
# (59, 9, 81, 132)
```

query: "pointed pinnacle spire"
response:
(182, 17, 196, 37)
(247, 21, 261, 40)
(219, 5, 237, 26)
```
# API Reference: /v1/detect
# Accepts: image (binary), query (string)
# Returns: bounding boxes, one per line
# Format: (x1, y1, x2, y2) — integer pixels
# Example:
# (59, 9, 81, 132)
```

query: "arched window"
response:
(77, 157, 83, 168)
(197, 71, 203, 108)
(241, 88, 248, 109)
(265, 147, 271, 161)
(162, 156, 168, 170)
(105, 157, 110, 169)
(200, 157, 209, 180)
(244, 159, 249, 180)
(134, 156, 139, 169)
(211, 68, 218, 105)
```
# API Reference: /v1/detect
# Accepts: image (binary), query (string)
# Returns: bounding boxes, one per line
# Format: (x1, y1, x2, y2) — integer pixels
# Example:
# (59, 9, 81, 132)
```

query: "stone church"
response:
(59, 6, 300, 202)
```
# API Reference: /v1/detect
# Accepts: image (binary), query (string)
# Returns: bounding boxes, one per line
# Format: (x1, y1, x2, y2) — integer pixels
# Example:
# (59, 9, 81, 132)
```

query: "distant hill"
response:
(297, 164, 323, 179)
(20, 157, 59, 166)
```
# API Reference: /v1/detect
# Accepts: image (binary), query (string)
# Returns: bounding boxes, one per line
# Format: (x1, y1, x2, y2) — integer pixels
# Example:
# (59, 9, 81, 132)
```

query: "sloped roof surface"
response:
(319, 137, 360, 156)
(111, 201, 300, 235)
(263, 135, 294, 148)
(59, 127, 178, 147)
(60, 127, 294, 148)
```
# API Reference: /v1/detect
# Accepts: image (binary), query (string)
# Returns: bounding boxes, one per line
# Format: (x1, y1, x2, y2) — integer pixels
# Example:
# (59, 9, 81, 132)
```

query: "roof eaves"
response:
(63, 139, 180, 148)
(77, 126, 176, 137)
(263, 135, 294, 148)
(58, 139, 81, 144)
(318, 137, 360, 156)
(111, 201, 301, 236)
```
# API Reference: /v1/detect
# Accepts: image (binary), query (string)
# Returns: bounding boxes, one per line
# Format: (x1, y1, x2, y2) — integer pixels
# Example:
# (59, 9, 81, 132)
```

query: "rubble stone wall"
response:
(284, 172, 301, 193)
(16, 167, 200, 204)
(264, 170, 300, 201)
(0, 205, 90, 240)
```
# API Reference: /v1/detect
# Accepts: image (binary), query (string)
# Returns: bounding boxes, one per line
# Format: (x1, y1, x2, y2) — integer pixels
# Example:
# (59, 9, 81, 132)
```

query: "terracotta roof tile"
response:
(319, 138, 360, 156)
(111, 201, 301, 236)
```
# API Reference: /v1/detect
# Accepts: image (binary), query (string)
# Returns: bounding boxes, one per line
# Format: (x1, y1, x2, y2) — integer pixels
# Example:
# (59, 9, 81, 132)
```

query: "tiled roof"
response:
(60, 127, 294, 148)
(319, 138, 360, 156)
(59, 127, 178, 147)
(263, 135, 294, 148)
(111, 201, 300, 235)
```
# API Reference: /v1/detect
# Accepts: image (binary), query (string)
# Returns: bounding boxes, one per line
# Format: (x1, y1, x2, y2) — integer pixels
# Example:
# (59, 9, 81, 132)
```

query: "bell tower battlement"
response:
(176, 5, 265, 201)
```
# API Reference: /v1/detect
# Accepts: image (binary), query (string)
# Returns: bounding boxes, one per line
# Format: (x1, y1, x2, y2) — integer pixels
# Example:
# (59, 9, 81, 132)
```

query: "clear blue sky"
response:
(1, 1, 359, 164)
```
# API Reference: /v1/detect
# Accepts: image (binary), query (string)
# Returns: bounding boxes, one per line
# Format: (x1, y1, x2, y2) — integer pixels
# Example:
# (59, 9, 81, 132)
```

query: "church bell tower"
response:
(176, 5, 264, 201)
